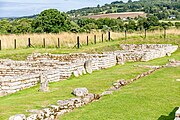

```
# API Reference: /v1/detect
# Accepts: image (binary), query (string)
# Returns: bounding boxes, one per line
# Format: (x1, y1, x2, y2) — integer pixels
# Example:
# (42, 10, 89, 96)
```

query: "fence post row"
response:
(43, 38, 46, 48)
(57, 38, 60, 48)
(87, 36, 89, 46)
(14, 39, 16, 49)
(0, 30, 172, 50)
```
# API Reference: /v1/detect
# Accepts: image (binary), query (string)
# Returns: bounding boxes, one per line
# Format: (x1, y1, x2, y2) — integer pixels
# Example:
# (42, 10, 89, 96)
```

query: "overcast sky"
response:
(0, 0, 132, 17)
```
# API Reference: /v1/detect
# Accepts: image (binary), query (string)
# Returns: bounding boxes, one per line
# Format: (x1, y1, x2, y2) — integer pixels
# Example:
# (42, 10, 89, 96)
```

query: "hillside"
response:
(85, 12, 146, 20)
(67, 0, 180, 20)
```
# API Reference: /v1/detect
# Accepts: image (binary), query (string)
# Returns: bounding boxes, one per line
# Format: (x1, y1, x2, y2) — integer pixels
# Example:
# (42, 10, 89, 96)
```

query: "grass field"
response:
(0, 32, 120, 49)
(0, 29, 179, 50)
(0, 32, 180, 120)
(0, 29, 180, 60)
(85, 12, 146, 19)
(160, 20, 180, 23)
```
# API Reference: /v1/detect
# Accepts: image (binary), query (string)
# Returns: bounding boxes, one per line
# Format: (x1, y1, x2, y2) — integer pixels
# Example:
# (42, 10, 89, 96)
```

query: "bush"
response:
(148, 26, 163, 31)
(175, 22, 180, 29)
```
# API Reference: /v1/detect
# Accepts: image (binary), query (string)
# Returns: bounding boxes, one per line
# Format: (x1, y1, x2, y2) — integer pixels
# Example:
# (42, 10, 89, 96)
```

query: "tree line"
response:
(0, 9, 180, 34)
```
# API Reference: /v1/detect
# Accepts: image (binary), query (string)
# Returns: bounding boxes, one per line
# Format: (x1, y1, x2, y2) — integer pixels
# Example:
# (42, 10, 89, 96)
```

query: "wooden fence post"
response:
(28, 38, 31, 47)
(0, 40, 1, 50)
(144, 29, 147, 39)
(43, 38, 46, 48)
(77, 36, 80, 49)
(108, 31, 111, 41)
(14, 39, 16, 49)
(164, 28, 166, 39)
(102, 34, 104, 42)
(94, 35, 96, 44)
(57, 38, 60, 48)
(125, 30, 127, 40)
(87, 36, 89, 46)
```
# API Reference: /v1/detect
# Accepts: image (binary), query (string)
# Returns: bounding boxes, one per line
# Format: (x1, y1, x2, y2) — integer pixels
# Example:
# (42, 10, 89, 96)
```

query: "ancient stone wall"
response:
(0, 44, 178, 97)
(118, 44, 178, 62)
(120, 44, 175, 50)
(0, 74, 40, 96)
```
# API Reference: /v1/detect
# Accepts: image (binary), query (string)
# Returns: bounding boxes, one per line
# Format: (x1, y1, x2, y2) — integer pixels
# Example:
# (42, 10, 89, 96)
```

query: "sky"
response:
(0, 0, 131, 17)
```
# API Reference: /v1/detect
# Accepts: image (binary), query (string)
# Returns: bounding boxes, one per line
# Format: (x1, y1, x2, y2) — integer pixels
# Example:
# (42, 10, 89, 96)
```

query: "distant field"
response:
(160, 20, 180, 23)
(85, 12, 146, 19)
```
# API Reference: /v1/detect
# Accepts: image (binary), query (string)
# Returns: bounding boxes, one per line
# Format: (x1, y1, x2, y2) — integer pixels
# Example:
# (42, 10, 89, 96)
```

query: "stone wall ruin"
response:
(0, 44, 178, 97)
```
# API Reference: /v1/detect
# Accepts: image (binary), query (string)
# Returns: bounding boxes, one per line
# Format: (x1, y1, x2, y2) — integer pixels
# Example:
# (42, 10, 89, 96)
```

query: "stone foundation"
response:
(0, 44, 178, 97)
(117, 44, 178, 62)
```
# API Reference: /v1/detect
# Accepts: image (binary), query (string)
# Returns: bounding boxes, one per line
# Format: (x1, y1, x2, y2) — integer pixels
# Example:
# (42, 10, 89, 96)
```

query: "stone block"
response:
(72, 88, 88, 97)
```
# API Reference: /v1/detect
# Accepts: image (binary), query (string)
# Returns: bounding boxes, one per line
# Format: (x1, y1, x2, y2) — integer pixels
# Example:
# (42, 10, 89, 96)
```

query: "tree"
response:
(128, 0, 132, 3)
(32, 9, 71, 33)
(147, 15, 159, 26)
(12, 18, 33, 34)
(137, 17, 147, 30)
(127, 19, 137, 31)
(175, 22, 180, 28)
(83, 23, 98, 32)
(0, 19, 12, 34)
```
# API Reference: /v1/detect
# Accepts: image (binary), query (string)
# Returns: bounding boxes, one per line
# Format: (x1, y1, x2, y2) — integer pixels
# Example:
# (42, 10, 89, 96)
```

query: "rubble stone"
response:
(9, 114, 26, 120)
(73, 88, 88, 97)
(101, 91, 113, 96)
(84, 60, 92, 74)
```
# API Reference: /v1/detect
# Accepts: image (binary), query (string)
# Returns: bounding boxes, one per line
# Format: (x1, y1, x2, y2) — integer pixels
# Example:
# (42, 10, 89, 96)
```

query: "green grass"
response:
(61, 66, 180, 120)
(0, 59, 151, 119)
(0, 33, 179, 60)
(160, 20, 180, 23)
(0, 40, 120, 60)
(0, 34, 180, 120)
(0, 51, 179, 120)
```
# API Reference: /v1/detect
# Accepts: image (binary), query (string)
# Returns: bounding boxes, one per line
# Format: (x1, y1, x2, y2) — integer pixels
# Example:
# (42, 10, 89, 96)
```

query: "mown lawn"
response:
(0, 57, 151, 119)
(61, 66, 180, 120)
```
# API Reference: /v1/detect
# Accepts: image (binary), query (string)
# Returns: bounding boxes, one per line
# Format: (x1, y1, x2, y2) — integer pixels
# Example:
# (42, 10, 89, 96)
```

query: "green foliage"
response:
(0, 19, 13, 34)
(82, 23, 98, 33)
(148, 26, 163, 31)
(0, 7, 179, 35)
(12, 18, 33, 34)
(175, 22, 180, 28)
(96, 18, 124, 31)
(147, 15, 159, 26)
(101, 25, 111, 33)
(69, 21, 80, 33)
(76, 18, 96, 27)
(67, 0, 180, 20)
(127, 19, 137, 31)
(32, 9, 71, 33)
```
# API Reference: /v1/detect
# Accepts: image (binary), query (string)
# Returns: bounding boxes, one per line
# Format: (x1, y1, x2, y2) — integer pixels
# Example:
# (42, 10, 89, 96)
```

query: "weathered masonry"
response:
(0, 44, 178, 96)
